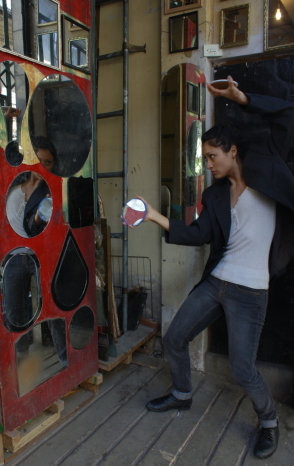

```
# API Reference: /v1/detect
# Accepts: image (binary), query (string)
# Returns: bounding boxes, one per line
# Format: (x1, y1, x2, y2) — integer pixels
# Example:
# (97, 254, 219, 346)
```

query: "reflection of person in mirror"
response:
(142, 77, 294, 460)
(6, 172, 51, 238)
(32, 136, 57, 172)
(3, 105, 21, 120)
(7, 137, 57, 237)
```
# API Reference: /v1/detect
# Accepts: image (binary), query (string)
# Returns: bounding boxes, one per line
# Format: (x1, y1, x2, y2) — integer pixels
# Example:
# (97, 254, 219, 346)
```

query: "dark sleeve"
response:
(24, 212, 47, 237)
(23, 182, 49, 237)
(244, 93, 294, 159)
(165, 198, 212, 246)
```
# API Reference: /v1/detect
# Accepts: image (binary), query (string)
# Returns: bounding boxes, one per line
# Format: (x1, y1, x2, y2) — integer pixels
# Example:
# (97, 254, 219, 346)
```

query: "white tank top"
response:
(6, 185, 29, 238)
(211, 187, 276, 289)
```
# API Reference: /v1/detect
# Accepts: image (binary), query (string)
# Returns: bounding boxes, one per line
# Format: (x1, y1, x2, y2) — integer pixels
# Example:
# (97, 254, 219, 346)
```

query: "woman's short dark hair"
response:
(32, 136, 57, 160)
(202, 124, 248, 160)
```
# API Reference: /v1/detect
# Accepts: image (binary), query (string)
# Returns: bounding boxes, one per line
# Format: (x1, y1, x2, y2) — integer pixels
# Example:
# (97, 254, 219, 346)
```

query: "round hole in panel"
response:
(0, 61, 29, 166)
(28, 74, 92, 177)
(1, 248, 42, 332)
(6, 171, 53, 238)
(69, 306, 94, 350)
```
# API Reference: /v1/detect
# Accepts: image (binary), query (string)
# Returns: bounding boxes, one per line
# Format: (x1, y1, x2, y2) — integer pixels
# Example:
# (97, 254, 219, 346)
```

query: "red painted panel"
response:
(61, 0, 91, 28)
(0, 0, 97, 431)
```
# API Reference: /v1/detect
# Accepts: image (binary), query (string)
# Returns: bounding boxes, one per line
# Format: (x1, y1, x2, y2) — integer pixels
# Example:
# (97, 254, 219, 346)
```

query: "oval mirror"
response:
(1, 248, 42, 332)
(69, 306, 94, 350)
(28, 74, 92, 177)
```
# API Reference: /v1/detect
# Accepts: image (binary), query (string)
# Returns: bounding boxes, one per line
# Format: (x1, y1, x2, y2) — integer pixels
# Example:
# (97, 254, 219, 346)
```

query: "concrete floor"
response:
(6, 350, 294, 466)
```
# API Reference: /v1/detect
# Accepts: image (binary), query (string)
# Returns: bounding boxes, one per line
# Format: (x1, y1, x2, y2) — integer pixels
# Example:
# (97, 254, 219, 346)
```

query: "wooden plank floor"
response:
(6, 351, 294, 466)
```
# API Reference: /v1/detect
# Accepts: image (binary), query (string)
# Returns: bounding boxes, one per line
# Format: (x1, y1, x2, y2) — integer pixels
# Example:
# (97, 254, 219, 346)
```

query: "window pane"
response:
(38, 0, 57, 24)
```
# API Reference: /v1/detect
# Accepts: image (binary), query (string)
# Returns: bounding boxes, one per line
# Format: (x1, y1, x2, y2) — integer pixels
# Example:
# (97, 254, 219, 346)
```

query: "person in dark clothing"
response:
(143, 77, 294, 460)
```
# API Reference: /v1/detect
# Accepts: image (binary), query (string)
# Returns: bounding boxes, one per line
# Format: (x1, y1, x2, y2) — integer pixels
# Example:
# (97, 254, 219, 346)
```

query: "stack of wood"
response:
(95, 194, 120, 343)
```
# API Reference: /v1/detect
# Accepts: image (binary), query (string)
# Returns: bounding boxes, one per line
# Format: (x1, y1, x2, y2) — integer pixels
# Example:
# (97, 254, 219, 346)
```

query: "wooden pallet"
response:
(3, 399, 64, 454)
(1, 371, 103, 460)
(98, 321, 159, 372)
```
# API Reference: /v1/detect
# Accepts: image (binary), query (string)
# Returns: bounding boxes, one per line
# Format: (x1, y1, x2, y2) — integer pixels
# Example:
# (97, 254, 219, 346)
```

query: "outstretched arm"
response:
(207, 76, 294, 159)
(137, 196, 170, 231)
(135, 196, 212, 247)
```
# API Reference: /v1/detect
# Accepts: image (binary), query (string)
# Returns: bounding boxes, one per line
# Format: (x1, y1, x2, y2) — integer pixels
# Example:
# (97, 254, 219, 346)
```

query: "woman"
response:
(143, 78, 294, 460)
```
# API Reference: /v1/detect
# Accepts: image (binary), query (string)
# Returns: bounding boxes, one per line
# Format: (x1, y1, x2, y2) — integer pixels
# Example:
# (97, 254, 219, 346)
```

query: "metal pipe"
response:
(91, 0, 98, 218)
(3, 0, 10, 49)
(97, 50, 123, 61)
(122, 0, 129, 333)
(97, 109, 123, 119)
(97, 171, 123, 178)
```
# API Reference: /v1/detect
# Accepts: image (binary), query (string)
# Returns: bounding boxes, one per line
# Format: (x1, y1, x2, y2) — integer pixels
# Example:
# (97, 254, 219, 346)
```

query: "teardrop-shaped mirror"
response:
(52, 231, 89, 310)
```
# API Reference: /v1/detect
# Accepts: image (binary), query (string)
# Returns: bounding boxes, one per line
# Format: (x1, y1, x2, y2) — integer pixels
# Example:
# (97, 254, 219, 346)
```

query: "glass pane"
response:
(6, 172, 52, 238)
(70, 39, 87, 66)
(52, 231, 89, 310)
(15, 318, 67, 396)
(37, 32, 58, 67)
(62, 16, 90, 72)
(38, 0, 58, 24)
(0, 61, 29, 158)
(29, 74, 92, 177)
(69, 307, 94, 350)
(68, 176, 94, 228)
(2, 248, 41, 332)
(0, 1, 59, 67)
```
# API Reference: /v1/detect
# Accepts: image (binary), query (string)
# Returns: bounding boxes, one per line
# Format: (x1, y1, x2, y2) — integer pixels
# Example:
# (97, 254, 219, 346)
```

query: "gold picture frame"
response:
(220, 4, 250, 48)
(164, 0, 202, 15)
(264, 0, 294, 51)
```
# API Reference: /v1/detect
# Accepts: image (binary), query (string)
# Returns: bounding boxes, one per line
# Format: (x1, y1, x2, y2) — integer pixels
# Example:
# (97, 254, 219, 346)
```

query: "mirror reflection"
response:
(0, 0, 59, 67)
(0, 61, 29, 163)
(169, 12, 198, 53)
(15, 318, 67, 396)
(1, 248, 41, 332)
(52, 231, 89, 310)
(69, 306, 94, 350)
(122, 198, 147, 227)
(6, 171, 52, 238)
(38, 0, 58, 24)
(29, 74, 92, 177)
(62, 16, 90, 72)
(161, 64, 205, 222)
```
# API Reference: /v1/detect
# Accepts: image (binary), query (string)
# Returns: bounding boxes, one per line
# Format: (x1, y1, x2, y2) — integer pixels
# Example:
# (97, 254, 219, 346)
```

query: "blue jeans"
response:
(163, 275, 277, 428)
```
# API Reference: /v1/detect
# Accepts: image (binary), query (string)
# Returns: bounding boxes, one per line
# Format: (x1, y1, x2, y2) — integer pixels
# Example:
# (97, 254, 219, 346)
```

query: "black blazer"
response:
(23, 181, 50, 237)
(166, 93, 294, 285)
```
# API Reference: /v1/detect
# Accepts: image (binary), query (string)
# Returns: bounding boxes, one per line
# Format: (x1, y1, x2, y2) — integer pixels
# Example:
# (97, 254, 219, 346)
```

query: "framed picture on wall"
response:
(165, 0, 202, 15)
(220, 4, 250, 48)
(169, 12, 198, 53)
(264, 0, 294, 51)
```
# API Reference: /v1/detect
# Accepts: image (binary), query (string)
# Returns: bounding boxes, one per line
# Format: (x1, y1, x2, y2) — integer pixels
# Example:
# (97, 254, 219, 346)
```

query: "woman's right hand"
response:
(207, 76, 249, 105)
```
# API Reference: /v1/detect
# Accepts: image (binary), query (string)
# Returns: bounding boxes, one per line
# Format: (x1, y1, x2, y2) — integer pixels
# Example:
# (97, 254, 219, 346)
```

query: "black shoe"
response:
(146, 393, 192, 412)
(254, 425, 279, 459)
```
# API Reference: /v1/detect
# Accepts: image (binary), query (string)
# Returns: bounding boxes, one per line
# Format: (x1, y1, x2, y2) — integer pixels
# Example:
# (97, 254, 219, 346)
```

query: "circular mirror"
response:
(28, 74, 92, 177)
(1, 248, 42, 332)
(6, 171, 52, 238)
(69, 306, 94, 350)
(122, 198, 147, 227)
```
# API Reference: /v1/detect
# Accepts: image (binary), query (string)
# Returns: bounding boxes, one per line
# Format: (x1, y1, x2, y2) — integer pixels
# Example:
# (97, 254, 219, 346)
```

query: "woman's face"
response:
(202, 142, 237, 179)
(37, 148, 55, 172)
